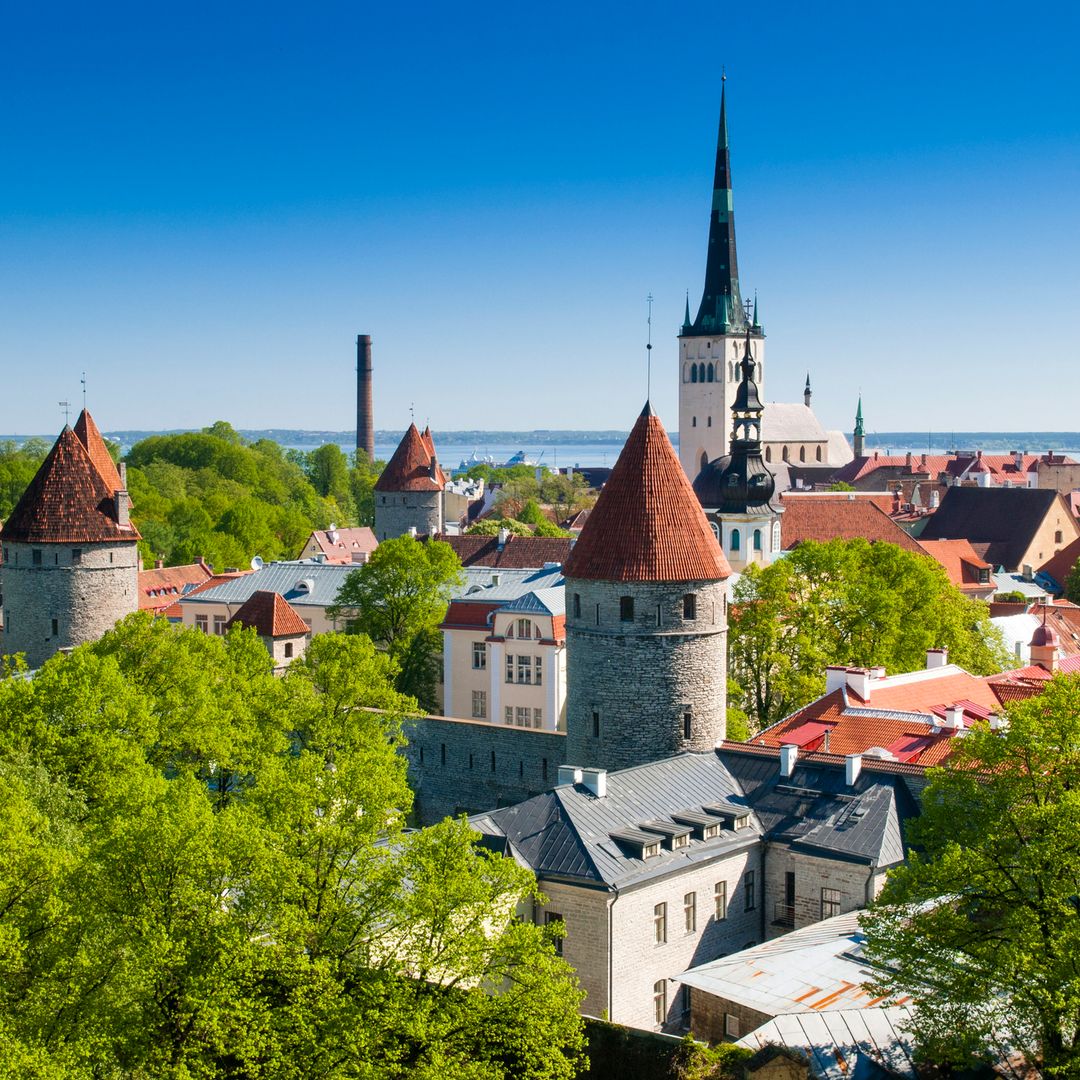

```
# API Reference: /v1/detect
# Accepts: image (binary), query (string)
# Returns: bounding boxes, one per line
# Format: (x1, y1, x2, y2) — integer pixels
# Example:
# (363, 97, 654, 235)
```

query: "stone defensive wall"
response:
(403, 713, 566, 825)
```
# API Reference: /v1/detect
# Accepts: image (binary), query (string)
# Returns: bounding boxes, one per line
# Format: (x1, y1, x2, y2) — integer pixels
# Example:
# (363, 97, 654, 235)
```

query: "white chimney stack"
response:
(580, 768, 607, 798)
(945, 705, 965, 730)
(926, 648, 948, 669)
(779, 744, 798, 778)
(497, 527, 510, 548)
(845, 668, 872, 700)
(825, 666, 848, 694)
(845, 753, 863, 786)
(557, 766, 583, 787)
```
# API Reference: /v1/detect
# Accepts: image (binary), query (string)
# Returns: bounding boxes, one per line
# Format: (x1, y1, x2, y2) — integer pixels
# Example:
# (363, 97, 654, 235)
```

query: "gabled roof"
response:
(779, 494, 925, 554)
(375, 424, 445, 492)
(138, 561, 215, 610)
(73, 409, 124, 491)
(499, 586, 566, 617)
(919, 487, 1070, 571)
(435, 533, 573, 569)
(760, 402, 828, 444)
(304, 526, 378, 563)
(1039, 535, 1080, 591)
(226, 590, 310, 637)
(917, 538, 995, 592)
(0, 427, 140, 544)
(181, 560, 353, 608)
(563, 403, 731, 583)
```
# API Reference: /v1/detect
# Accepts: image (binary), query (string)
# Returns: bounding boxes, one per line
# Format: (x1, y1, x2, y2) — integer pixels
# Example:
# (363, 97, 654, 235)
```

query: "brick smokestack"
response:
(356, 334, 374, 460)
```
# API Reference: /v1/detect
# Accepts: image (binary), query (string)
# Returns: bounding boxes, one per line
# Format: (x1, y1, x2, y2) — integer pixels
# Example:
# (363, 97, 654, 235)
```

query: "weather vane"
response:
(744, 297, 753, 321)
(81, 371, 87, 409)
(59, 400, 71, 424)
(646, 293, 654, 400)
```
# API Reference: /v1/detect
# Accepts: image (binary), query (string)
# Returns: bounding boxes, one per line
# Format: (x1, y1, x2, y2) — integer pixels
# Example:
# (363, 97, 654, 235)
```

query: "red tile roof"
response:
(226, 591, 310, 637)
(779, 495, 925, 554)
(0, 427, 141, 544)
(138, 561, 215, 611)
(846, 669, 1003, 714)
(441, 600, 500, 630)
(305, 526, 378, 563)
(436, 533, 573, 569)
(72, 409, 123, 492)
(375, 424, 446, 492)
(1039, 536, 1080, 590)
(832, 450, 1074, 488)
(159, 571, 252, 618)
(563, 404, 730, 583)
(917, 539, 994, 592)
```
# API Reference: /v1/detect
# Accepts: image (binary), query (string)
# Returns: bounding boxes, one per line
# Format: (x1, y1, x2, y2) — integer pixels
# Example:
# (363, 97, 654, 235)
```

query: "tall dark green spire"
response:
(854, 396, 864, 437)
(682, 291, 691, 332)
(685, 78, 748, 337)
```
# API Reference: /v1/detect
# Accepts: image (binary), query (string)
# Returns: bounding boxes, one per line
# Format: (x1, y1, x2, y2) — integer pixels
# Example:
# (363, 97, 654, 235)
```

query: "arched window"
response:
(710, 521, 720, 541)
(765, 446, 772, 462)
(700, 451, 709, 472)
(816, 446, 823, 461)
(799, 446, 806, 462)
(698, 363, 706, 382)
(683, 362, 690, 383)
(730, 529, 741, 552)
(706, 363, 714, 383)
(753, 529, 762, 551)
(691, 365, 698, 383)
(782, 446, 789, 462)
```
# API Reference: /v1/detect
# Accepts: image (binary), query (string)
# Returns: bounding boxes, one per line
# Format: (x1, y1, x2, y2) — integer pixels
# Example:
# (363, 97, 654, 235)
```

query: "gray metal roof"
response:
(181, 560, 355, 608)
(453, 565, 565, 603)
(500, 586, 566, 617)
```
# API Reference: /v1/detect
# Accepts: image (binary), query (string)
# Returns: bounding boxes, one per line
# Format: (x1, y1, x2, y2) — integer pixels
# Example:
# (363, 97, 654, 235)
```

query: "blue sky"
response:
(2, 1, 1078, 438)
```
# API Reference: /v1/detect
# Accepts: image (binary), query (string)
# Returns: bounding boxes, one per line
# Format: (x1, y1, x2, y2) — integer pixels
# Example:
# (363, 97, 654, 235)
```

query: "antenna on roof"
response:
(59, 400, 71, 425)
(80, 372, 87, 409)
(646, 293, 654, 401)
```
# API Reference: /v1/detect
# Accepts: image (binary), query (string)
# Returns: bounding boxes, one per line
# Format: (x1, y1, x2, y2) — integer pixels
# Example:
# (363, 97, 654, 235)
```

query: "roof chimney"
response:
(845, 667, 872, 700)
(779, 744, 798, 778)
(905, 452, 912, 471)
(497, 527, 509, 548)
(580, 768, 607, 797)
(115, 489, 130, 527)
(944, 705, 965, 730)
(845, 753, 863, 786)
(557, 765, 583, 787)
(930, 489, 940, 509)
(825, 665, 848, 694)
(926, 647, 948, 669)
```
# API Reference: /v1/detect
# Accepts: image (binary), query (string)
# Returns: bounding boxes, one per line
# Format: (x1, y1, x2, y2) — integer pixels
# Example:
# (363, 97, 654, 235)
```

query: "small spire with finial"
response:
(59, 400, 71, 425)
(646, 293, 654, 401)
(80, 372, 87, 410)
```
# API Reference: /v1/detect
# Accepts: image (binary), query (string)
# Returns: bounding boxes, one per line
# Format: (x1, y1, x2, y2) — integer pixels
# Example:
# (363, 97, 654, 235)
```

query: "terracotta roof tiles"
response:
(778, 495, 925, 554)
(226, 591, 310, 638)
(436, 533, 573, 569)
(375, 424, 446, 492)
(563, 403, 730, 583)
(138, 561, 215, 611)
(73, 409, 123, 492)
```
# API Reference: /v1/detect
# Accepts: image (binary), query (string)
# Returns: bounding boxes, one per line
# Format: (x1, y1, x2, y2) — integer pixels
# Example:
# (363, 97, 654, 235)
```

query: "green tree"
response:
(730, 539, 1009, 731)
(861, 675, 1080, 1075)
(1064, 560, 1080, 605)
(466, 517, 534, 538)
(328, 536, 464, 710)
(825, 480, 856, 492)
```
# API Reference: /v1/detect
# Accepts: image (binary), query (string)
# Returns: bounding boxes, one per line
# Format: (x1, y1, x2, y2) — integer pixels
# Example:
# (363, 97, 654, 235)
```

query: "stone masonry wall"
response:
(1, 540, 138, 669)
(689, 989, 772, 1044)
(403, 714, 566, 824)
(374, 491, 442, 542)
(565, 578, 727, 772)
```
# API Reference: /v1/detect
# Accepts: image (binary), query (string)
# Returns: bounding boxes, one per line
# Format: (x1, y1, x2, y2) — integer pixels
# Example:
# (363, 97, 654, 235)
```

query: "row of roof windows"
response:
(611, 802, 751, 859)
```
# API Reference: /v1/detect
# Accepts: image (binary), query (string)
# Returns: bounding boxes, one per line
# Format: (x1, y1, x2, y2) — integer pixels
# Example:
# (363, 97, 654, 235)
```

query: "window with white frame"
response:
(653, 980, 667, 1025)
(714, 880, 728, 921)
(504, 706, 513, 725)
(653, 902, 667, 944)
(472, 641, 486, 669)
(515, 706, 530, 727)
(534, 656, 543, 685)
(517, 618, 532, 639)
(683, 892, 696, 933)
(195, 614, 208, 633)
(213, 614, 226, 636)
(724, 1013, 740, 1038)
(471, 690, 487, 719)
(743, 870, 756, 911)
(533, 708, 542, 728)
(517, 655, 532, 684)
(505, 653, 514, 683)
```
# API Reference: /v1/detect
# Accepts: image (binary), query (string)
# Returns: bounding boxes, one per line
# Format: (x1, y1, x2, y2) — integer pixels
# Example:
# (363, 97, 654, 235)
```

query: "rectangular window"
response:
(517, 655, 531, 684)
(32, 549, 42, 566)
(517, 618, 532, 639)
(683, 593, 696, 620)
(714, 880, 728, 921)
(653, 902, 667, 944)
(506, 653, 514, 683)
(534, 656, 543, 685)
(472, 690, 487, 719)
(573, 593, 581, 618)
(653, 980, 667, 1026)
(51, 618, 58, 637)
(620, 595, 634, 622)
(472, 641, 486, 669)
(684, 892, 696, 933)
(440, 743, 446, 766)
(545, 911, 564, 957)
(71, 548, 82, 564)
(822, 887, 842, 919)
(724, 1013, 740, 1038)
(195, 614, 208, 634)
(533, 708, 542, 728)
(683, 710, 692, 740)
(515, 706, 529, 727)
(743, 870, 756, 911)
(542, 758, 548, 781)
(213, 615, 226, 636)
(592, 710, 600, 738)
(504, 706, 513, 725)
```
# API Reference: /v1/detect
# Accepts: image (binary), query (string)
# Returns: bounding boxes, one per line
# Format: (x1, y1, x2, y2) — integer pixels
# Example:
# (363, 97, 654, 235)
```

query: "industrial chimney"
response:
(356, 334, 374, 460)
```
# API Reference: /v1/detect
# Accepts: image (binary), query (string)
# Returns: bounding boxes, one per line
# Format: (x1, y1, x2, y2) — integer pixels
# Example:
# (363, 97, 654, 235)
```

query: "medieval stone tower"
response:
(374, 423, 446, 541)
(0, 410, 139, 669)
(563, 403, 732, 773)
(679, 79, 765, 481)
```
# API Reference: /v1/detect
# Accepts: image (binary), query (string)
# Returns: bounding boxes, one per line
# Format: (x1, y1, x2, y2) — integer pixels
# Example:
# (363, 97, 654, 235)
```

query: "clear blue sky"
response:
(2, 1, 1078, 439)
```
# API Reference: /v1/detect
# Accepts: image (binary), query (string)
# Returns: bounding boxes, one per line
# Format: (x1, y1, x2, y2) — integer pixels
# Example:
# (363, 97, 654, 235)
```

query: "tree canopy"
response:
(861, 674, 1080, 1075)
(0, 615, 585, 1077)
(729, 539, 1009, 732)
(328, 535, 465, 712)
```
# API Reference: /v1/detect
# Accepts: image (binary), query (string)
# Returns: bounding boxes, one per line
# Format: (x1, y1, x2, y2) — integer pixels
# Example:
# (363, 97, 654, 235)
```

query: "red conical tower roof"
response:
(375, 423, 445, 492)
(564, 403, 731, 583)
(73, 409, 123, 491)
(0, 427, 140, 544)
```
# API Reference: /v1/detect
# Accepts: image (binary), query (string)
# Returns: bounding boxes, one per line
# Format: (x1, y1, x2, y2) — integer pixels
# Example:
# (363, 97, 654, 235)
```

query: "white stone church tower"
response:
(678, 79, 765, 481)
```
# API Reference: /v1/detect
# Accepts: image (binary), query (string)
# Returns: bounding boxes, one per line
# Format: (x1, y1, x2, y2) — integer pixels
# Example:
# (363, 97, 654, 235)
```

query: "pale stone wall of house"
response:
(0, 539, 138, 668)
(263, 633, 308, 671)
(607, 844, 763, 1030)
(1018, 497, 1080, 571)
(679, 333, 765, 479)
(403, 715, 566, 824)
(565, 578, 727, 772)
(1037, 461, 1080, 495)
(762, 846, 878, 941)
(374, 491, 442, 541)
(180, 599, 339, 637)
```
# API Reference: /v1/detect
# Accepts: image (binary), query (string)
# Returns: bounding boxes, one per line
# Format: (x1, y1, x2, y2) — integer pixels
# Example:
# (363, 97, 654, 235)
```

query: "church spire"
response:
(686, 77, 748, 337)
(804, 372, 812, 408)
(853, 397, 865, 457)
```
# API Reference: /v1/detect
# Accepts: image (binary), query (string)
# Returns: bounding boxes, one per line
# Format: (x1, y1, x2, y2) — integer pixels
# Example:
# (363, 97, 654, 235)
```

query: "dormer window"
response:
(610, 828, 663, 860)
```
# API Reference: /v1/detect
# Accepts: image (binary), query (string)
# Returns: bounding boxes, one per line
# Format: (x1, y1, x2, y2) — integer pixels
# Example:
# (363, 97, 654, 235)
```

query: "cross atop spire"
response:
(684, 78, 753, 339)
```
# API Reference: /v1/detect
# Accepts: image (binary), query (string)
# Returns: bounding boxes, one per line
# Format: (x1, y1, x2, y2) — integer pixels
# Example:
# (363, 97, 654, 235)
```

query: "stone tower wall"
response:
(374, 490, 443, 541)
(0, 540, 139, 669)
(564, 577, 728, 771)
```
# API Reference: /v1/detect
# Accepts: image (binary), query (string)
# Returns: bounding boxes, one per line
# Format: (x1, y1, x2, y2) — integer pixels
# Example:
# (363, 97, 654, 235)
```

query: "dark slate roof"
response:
(919, 487, 1063, 571)
(435, 533, 573, 569)
(476, 748, 919, 890)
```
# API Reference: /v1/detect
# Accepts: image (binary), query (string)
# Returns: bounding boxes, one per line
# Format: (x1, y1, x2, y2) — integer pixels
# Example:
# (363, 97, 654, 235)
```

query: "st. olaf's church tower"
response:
(678, 78, 765, 482)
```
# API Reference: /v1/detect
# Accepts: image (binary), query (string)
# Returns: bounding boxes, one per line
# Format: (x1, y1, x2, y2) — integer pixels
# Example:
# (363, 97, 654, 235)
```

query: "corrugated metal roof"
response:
(454, 565, 564, 602)
(500, 586, 566, 616)
(181, 560, 354, 607)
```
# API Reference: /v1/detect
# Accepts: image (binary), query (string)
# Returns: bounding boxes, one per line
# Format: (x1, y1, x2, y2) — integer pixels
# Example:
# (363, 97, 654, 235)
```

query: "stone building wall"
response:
(374, 491, 443, 542)
(688, 989, 772, 1044)
(0, 539, 138, 669)
(403, 714, 566, 824)
(565, 578, 727, 772)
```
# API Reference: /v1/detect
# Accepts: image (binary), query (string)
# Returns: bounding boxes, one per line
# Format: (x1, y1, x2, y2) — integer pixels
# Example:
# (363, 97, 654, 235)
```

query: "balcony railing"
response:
(773, 901, 795, 928)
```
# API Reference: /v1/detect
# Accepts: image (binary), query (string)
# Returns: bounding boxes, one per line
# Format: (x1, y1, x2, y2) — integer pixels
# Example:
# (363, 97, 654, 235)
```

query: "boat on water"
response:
(454, 449, 545, 473)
